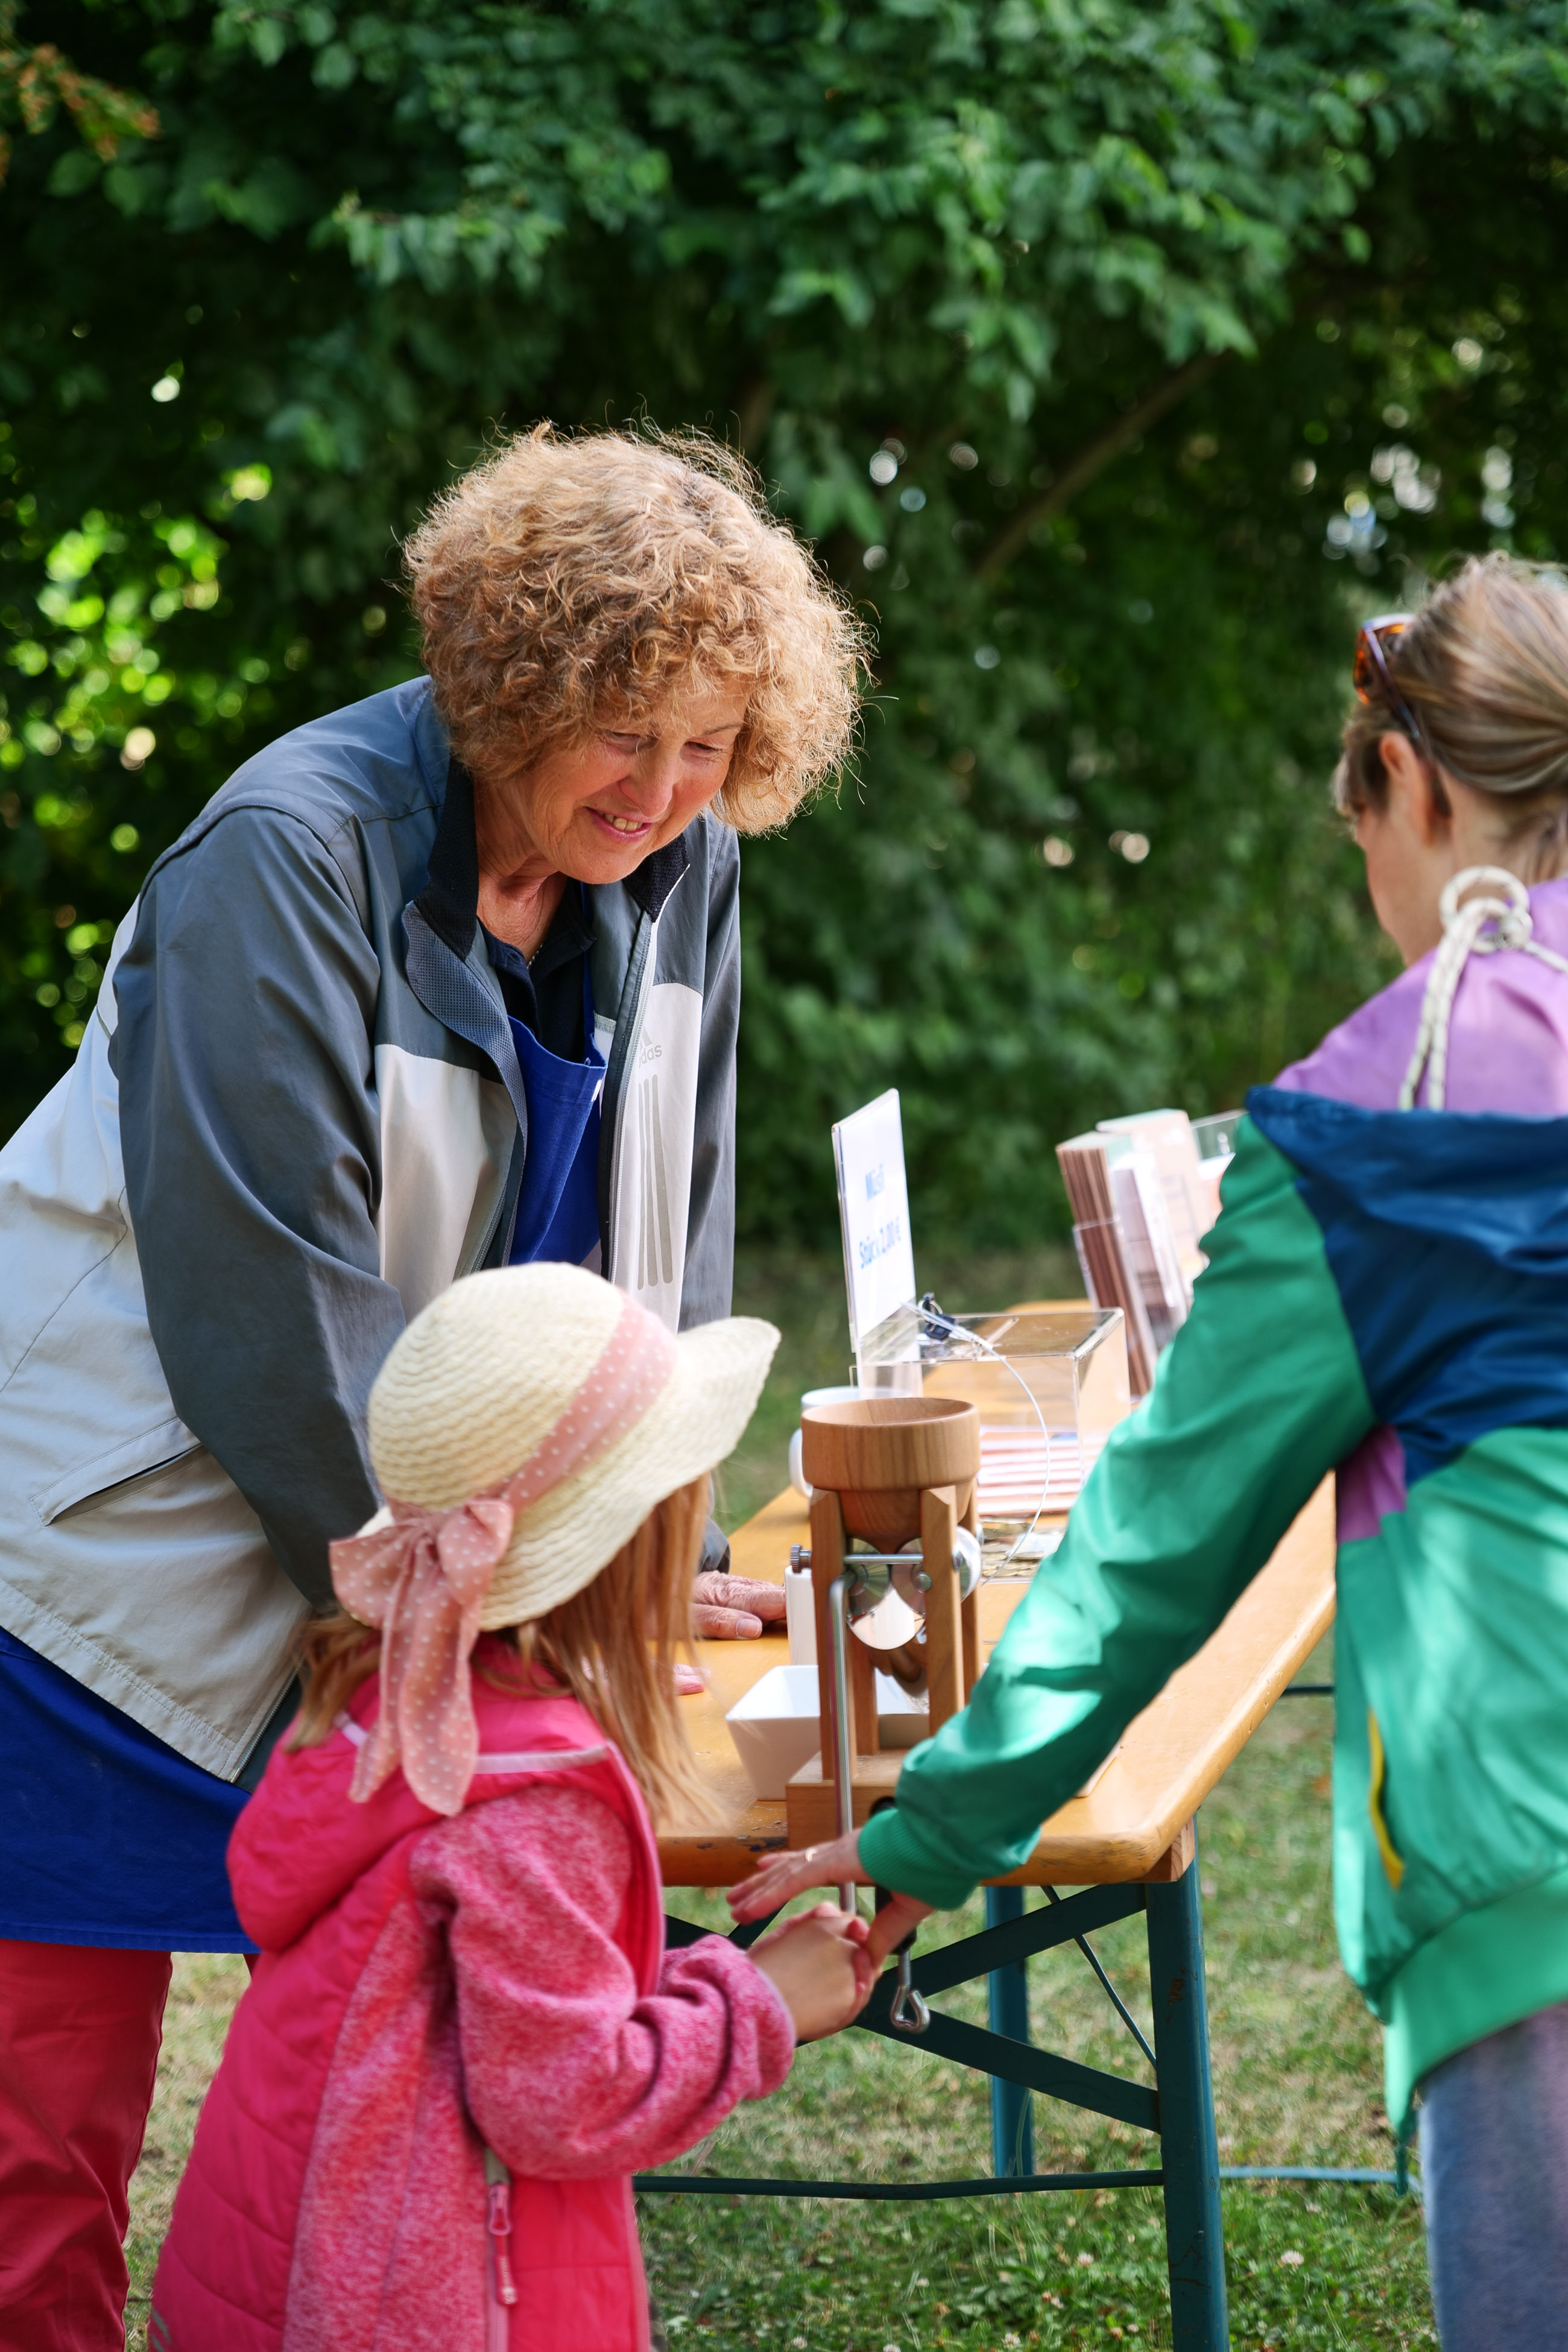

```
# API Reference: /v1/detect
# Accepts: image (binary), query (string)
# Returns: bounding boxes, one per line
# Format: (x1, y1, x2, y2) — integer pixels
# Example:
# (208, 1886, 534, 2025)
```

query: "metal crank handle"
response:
(874, 1864, 931, 2035)
(827, 1573, 857, 1914)
(890, 1946, 931, 2035)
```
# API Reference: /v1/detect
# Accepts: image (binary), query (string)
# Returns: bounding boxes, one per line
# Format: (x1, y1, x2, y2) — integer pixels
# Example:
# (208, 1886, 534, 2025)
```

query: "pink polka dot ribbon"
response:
(330, 1291, 677, 1813)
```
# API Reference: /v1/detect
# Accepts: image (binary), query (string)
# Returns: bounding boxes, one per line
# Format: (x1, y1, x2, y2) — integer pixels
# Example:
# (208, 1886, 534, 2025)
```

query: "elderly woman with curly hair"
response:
(0, 426, 861, 2348)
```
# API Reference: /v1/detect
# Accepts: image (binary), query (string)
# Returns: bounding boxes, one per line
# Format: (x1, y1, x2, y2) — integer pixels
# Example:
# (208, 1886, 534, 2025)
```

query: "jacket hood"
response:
(1276, 871, 1568, 1118)
(1248, 1085, 1568, 1485)
(229, 1683, 437, 1951)
(229, 1658, 613, 1952)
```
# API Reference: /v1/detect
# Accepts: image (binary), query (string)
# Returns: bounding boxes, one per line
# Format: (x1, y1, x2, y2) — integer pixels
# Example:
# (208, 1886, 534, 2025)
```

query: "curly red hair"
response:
(404, 425, 864, 830)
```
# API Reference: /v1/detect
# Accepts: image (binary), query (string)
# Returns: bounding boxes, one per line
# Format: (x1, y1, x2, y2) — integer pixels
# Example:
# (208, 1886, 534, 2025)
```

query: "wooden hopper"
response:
(798, 1394, 978, 1549)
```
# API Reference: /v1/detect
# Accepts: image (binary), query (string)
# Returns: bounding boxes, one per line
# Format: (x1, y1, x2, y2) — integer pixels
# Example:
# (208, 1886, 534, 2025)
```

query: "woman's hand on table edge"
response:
(727, 1835, 935, 1968)
(692, 1572, 788, 1639)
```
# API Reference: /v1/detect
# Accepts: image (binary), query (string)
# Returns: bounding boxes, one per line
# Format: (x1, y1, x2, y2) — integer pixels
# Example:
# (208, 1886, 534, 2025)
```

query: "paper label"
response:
(832, 1089, 917, 1346)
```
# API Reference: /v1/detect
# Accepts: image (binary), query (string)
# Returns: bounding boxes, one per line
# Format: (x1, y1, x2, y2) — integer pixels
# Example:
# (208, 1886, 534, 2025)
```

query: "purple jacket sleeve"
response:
(409, 1782, 794, 2177)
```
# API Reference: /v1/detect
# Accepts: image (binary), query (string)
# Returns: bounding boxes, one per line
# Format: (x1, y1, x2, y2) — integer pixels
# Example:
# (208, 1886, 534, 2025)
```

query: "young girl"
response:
(150, 1262, 871, 2351)
(737, 554, 1568, 2351)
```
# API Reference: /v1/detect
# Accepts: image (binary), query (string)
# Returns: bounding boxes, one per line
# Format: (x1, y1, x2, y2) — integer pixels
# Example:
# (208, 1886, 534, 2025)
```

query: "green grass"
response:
(123, 1249, 1437, 2347)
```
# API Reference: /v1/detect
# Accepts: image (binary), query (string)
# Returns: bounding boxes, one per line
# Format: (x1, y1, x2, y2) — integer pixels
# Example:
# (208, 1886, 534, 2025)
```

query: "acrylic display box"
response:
(855, 1303, 1131, 1559)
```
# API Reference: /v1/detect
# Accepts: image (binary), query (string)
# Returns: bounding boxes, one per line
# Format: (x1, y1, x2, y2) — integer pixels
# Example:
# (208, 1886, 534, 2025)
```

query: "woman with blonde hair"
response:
(736, 555, 1568, 2350)
(0, 426, 861, 2348)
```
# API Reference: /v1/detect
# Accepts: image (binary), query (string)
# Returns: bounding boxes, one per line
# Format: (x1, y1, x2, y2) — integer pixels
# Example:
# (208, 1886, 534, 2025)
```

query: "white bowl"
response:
(724, 1662, 931, 1800)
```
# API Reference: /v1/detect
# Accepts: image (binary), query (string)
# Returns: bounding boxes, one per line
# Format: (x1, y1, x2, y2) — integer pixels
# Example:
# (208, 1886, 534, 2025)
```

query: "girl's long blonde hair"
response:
(291, 1475, 715, 1829)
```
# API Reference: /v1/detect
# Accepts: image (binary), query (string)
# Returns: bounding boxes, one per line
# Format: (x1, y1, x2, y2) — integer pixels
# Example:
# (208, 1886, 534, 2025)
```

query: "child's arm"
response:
(412, 1781, 803, 2178)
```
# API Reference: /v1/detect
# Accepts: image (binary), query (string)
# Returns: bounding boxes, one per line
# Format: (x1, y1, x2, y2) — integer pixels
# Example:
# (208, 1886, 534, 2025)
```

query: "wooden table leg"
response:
(984, 1885, 1035, 2178)
(1146, 1827, 1229, 2351)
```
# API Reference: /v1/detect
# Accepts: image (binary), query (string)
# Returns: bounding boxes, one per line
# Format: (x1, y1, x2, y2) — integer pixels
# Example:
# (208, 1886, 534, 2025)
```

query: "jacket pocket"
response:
(31, 1414, 201, 1526)
(1366, 1709, 1406, 1890)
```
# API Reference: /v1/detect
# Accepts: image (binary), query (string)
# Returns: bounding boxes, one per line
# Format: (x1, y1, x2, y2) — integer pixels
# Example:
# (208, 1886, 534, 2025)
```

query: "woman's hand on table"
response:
(728, 1835, 935, 1968)
(747, 1902, 874, 2040)
(692, 1572, 788, 1639)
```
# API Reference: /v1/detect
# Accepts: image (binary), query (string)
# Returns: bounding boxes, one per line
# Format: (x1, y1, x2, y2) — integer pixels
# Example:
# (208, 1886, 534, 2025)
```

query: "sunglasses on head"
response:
(1353, 612, 1423, 745)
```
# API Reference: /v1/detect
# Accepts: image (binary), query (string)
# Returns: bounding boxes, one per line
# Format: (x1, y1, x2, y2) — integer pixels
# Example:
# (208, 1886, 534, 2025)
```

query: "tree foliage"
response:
(5, 1, 1568, 1242)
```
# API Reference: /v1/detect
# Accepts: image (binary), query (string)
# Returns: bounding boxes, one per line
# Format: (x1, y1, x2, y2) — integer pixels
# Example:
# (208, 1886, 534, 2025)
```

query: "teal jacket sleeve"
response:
(857, 1123, 1374, 1910)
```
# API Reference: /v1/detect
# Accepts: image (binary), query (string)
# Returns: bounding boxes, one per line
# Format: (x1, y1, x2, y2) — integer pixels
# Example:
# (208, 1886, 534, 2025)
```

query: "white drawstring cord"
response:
(1399, 866, 1568, 1110)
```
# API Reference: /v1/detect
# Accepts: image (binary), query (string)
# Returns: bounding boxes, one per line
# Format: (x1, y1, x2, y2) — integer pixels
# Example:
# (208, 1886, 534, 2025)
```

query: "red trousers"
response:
(0, 1940, 172, 2352)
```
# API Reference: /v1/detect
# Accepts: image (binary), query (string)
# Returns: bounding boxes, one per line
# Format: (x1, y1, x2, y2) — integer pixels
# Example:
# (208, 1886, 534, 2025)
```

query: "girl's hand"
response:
(747, 1903, 874, 2041)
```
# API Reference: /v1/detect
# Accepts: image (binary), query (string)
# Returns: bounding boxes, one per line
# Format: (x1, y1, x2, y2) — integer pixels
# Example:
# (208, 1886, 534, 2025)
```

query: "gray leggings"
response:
(1419, 2000, 1568, 2350)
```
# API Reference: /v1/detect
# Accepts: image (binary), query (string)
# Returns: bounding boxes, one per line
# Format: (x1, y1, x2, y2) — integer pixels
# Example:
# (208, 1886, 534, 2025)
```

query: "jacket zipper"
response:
(485, 2146, 520, 2350)
(596, 902, 657, 1262)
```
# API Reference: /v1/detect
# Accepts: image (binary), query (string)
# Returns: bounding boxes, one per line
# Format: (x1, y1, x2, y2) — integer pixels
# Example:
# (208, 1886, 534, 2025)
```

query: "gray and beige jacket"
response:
(0, 678, 739, 1781)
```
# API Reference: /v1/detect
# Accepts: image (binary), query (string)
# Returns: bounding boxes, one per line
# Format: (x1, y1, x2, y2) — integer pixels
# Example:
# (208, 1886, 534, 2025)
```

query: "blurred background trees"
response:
(4, 0, 1567, 1244)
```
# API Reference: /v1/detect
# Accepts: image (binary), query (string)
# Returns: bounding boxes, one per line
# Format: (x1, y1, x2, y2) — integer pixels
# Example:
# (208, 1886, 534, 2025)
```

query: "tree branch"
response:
(735, 376, 777, 456)
(977, 351, 1226, 579)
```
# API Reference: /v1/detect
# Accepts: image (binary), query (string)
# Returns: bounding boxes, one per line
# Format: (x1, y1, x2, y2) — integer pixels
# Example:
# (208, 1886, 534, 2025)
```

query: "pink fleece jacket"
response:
(150, 1654, 794, 2351)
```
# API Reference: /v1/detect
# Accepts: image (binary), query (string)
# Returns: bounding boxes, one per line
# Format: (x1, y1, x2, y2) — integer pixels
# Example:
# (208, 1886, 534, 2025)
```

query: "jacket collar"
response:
(413, 758, 483, 959)
(625, 832, 690, 920)
(412, 759, 692, 951)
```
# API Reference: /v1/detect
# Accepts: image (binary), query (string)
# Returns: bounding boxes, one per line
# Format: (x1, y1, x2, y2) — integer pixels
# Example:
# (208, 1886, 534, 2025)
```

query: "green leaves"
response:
(168, 0, 1443, 382)
(3, 0, 1568, 1238)
(0, 0, 159, 188)
(0, 498, 265, 1051)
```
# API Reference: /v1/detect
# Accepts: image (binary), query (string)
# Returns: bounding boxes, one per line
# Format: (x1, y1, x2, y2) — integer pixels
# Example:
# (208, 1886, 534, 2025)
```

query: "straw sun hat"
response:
(361, 1262, 779, 1629)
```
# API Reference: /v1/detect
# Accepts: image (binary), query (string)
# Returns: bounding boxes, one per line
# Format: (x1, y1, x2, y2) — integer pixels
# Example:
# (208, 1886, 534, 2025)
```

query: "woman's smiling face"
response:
(482, 688, 751, 885)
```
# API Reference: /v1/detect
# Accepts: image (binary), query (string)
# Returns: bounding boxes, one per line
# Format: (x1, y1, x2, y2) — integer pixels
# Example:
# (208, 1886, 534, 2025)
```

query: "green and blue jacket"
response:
(861, 876, 1568, 2129)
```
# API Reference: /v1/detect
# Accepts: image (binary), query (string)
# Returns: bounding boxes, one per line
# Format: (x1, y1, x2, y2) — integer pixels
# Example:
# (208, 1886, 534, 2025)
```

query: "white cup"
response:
(788, 1384, 862, 1500)
(783, 1564, 818, 1664)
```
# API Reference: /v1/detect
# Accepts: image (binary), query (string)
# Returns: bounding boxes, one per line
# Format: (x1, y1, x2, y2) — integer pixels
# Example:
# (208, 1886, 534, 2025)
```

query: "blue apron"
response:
(0, 930, 610, 1952)
(507, 951, 605, 1268)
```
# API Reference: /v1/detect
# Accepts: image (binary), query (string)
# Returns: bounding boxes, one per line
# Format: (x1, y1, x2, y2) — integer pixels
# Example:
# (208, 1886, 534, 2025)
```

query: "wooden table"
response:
(646, 1446, 1336, 2352)
(659, 1475, 1335, 1888)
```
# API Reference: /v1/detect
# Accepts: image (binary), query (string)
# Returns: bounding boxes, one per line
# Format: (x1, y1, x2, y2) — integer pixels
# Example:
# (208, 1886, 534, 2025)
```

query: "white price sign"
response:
(832, 1089, 917, 1345)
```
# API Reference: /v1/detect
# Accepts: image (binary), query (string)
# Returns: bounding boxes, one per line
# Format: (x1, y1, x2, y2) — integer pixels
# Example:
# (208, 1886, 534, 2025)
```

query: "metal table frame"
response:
(640, 1852, 1228, 2348)
(640, 1684, 1405, 2352)
(642, 1450, 1403, 2351)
